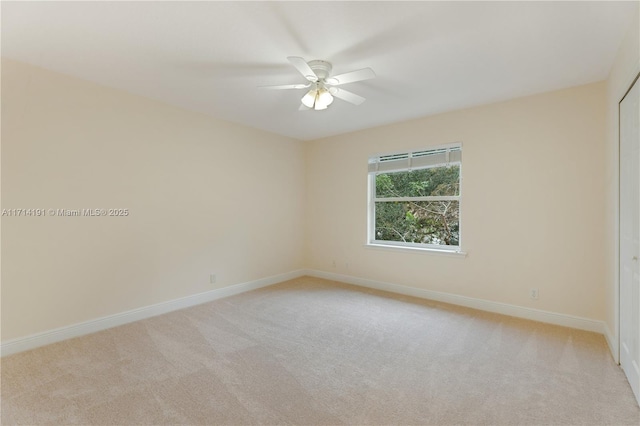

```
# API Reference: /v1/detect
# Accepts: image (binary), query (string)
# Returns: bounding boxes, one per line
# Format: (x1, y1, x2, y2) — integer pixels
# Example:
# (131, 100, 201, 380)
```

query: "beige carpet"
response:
(2, 276, 639, 425)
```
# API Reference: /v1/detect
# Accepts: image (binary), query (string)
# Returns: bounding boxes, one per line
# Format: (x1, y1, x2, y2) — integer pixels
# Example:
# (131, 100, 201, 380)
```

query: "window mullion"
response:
(374, 195, 460, 202)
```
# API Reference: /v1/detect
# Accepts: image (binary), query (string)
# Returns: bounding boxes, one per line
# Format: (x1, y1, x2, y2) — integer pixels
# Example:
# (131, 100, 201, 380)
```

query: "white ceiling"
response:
(2, 1, 637, 141)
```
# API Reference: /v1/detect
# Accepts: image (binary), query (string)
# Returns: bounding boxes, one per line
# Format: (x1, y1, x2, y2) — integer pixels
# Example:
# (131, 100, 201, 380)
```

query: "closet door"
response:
(620, 73, 640, 406)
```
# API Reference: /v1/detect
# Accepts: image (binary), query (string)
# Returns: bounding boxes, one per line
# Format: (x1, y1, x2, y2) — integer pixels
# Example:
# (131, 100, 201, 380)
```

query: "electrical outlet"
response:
(530, 288, 539, 300)
(210, 274, 217, 284)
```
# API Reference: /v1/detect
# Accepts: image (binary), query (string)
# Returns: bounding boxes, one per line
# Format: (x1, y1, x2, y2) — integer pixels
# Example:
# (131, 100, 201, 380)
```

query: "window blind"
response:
(368, 144, 462, 174)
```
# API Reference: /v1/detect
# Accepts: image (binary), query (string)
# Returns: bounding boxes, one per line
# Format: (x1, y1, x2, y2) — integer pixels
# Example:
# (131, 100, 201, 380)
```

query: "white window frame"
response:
(367, 143, 463, 254)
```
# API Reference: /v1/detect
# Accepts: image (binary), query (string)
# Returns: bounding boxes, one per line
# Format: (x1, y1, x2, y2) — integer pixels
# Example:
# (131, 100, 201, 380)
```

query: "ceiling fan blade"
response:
(299, 104, 312, 111)
(329, 87, 366, 105)
(287, 56, 318, 82)
(259, 83, 310, 90)
(326, 68, 376, 85)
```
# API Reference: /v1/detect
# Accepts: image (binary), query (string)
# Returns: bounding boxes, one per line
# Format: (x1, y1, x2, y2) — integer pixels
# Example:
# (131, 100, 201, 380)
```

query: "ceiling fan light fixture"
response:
(301, 89, 317, 108)
(314, 102, 328, 111)
(317, 89, 334, 107)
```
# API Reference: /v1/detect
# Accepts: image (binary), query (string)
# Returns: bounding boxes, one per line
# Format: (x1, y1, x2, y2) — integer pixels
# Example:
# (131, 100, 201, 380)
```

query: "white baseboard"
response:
(604, 322, 619, 363)
(1, 269, 305, 357)
(305, 269, 606, 334)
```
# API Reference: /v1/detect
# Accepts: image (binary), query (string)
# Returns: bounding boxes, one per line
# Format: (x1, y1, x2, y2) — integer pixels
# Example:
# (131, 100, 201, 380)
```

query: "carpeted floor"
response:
(2, 276, 639, 425)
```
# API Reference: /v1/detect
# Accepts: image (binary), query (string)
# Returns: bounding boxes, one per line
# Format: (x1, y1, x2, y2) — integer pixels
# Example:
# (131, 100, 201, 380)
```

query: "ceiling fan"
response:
(261, 57, 376, 111)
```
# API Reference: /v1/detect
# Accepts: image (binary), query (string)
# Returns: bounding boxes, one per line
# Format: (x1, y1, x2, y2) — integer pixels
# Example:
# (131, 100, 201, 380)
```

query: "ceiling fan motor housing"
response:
(308, 60, 332, 80)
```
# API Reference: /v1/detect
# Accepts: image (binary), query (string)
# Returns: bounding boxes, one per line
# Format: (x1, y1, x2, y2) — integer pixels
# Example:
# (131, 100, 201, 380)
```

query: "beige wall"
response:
(0, 49, 625, 344)
(306, 82, 606, 320)
(1, 59, 306, 341)
(604, 5, 640, 345)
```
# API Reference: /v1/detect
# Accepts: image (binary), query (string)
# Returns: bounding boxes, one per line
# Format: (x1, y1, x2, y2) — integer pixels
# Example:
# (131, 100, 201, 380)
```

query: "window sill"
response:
(365, 243, 467, 258)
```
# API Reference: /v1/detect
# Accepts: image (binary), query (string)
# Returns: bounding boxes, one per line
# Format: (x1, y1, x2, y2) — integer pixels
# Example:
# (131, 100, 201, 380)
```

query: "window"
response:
(367, 144, 462, 252)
